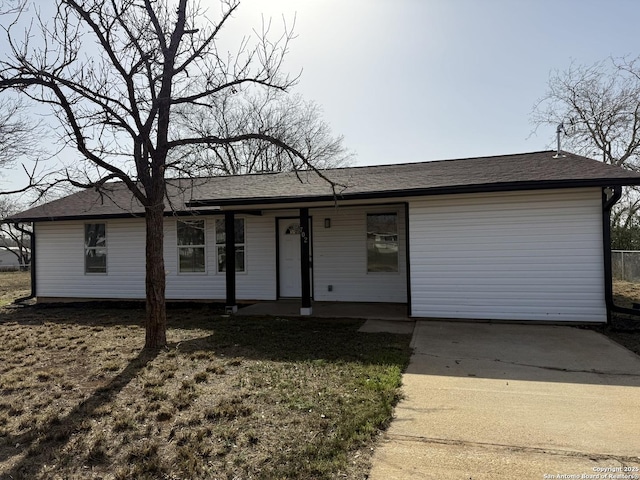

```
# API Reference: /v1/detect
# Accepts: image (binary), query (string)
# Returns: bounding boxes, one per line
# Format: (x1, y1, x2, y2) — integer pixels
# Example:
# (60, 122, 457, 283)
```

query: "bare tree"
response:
(0, 0, 24, 15)
(532, 57, 640, 168)
(177, 91, 351, 176)
(0, 2, 43, 195)
(0, 97, 42, 195)
(0, 98, 29, 168)
(0, 197, 31, 269)
(0, 0, 342, 348)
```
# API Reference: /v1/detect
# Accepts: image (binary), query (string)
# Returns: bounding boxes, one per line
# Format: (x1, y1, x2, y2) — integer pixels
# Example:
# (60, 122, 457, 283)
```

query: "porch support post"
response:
(300, 207, 312, 315)
(225, 211, 237, 314)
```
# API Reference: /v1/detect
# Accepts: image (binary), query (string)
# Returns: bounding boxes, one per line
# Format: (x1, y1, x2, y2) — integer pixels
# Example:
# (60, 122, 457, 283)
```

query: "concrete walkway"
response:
(370, 321, 640, 479)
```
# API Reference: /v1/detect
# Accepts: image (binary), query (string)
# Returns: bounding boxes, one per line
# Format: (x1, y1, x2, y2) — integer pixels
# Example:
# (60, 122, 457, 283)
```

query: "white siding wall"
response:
(164, 214, 277, 301)
(311, 205, 407, 303)
(36, 215, 277, 301)
(408, 188, 606, 322)
(37, 219, 146, 298)
(35, 188, 606, 319)
(238, 214, 277, 300)
(36, 222, 82, 297)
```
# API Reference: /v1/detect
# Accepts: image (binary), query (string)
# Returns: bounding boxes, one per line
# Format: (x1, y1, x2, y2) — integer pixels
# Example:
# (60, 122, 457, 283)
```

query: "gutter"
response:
(187, 178, 640, 209)
(602, 187, 640, 319)
(12, 222, 35, 304)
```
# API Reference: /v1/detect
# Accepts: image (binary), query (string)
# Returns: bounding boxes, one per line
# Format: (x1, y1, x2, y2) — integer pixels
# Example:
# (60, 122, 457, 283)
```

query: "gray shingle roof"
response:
(9, 150, 640, 222)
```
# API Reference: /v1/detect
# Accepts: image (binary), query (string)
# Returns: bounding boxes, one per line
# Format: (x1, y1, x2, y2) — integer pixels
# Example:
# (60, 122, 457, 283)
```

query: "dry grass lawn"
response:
(612, 280, 640, 309)
(0, 271, 30, 307)
(0, 272, 412, 479)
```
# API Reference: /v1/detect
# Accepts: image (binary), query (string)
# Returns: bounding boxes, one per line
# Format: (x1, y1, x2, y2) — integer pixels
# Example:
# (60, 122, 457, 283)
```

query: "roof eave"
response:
(5, 209, 212, 223)
(10, 177, 640, 222)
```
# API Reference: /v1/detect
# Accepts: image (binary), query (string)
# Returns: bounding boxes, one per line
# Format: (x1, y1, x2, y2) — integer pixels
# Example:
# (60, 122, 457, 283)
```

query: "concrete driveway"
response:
(370, 321, 640, 479)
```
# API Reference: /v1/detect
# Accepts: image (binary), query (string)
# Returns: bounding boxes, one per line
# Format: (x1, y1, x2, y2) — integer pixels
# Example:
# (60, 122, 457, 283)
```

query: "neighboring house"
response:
(7, 150, 640, 323)
(0, 247, 22, 270)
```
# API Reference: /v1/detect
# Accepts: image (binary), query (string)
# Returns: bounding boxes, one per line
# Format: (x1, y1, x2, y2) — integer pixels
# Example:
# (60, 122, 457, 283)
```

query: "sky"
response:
(2, 0, 640, 192)
(230, 0, 639, 165)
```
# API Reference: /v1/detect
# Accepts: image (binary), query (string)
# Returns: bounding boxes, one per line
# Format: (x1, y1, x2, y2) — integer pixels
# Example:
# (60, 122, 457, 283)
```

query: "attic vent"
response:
(553, 123, 566, 158)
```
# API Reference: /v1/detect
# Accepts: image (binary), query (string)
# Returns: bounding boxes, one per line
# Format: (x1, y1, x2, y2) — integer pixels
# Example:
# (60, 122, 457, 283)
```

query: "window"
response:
(177, 219, 206, 273)
(366, 213, 398, 273)
(85, 223, 107, 274)
(215, 218, 245, 273)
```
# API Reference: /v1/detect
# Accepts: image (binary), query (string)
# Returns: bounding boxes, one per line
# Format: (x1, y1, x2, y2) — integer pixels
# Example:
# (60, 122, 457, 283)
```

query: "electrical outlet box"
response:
(328, 285, 333, 292)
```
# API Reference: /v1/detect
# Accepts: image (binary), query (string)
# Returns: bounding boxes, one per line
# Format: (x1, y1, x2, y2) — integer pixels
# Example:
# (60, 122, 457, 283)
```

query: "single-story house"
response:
(8, 150, 640, 323)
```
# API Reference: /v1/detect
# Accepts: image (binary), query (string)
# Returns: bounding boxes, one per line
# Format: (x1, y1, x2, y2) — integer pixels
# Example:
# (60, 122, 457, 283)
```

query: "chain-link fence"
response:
(612, 250, 640, 282)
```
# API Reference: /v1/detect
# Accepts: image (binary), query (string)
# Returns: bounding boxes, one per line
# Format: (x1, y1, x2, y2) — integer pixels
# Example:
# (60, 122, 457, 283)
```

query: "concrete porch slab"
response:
(237, 300, 410, 322)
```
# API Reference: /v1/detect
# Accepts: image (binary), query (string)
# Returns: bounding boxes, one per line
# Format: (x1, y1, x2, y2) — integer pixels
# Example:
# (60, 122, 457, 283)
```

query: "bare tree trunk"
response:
(144, 204, 167, 349)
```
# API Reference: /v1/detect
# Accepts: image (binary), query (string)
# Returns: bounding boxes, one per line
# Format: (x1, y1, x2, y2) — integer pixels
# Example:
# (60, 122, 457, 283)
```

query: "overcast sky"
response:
(2, 0, 639, 192)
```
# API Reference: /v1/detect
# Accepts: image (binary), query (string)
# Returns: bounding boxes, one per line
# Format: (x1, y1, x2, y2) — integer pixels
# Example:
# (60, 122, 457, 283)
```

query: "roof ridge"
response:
(316, 150, 561, 172)
(166, 149, 563, 180)
(44, 150, 565, 187)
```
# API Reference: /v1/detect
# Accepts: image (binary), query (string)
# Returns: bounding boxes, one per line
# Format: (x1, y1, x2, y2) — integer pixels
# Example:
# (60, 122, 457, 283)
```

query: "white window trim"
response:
(84, 222, 108, 275)
(215, 217, 247, 274)
(177, 219, 207, 275)
(365, 211, 400, 275)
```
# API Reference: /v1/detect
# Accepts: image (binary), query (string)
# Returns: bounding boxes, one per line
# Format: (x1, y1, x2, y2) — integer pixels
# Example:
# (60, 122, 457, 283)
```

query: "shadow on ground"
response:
(168, 315, 412, 365)
(0, 304, 412, 365)
(0, 302, 224, 329)
(0, 349, 159, 479)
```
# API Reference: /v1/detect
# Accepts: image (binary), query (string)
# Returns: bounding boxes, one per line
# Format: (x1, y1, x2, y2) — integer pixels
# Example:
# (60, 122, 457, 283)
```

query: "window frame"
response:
(177, 218, 207, 274)
(84, 222, 107, 275)
(366, 212, 400, 274)
(215, 217, 246, 274)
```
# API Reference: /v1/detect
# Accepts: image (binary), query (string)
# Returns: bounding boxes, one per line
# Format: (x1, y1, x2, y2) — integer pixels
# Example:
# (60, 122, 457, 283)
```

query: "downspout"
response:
(13, 222, 35, 303)
(602, 187, 640, 319)
(404, 202, 412, 317)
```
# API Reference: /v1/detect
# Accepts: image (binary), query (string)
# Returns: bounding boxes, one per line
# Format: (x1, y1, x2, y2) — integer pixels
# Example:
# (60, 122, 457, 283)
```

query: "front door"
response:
(278, 219, 305, 297)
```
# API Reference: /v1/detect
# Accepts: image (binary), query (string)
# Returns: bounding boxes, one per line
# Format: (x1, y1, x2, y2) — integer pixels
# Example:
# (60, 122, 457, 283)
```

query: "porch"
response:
(222, 204, 409, 316)
(237, 300, 414, 334)
(238, 300, 409, 320)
